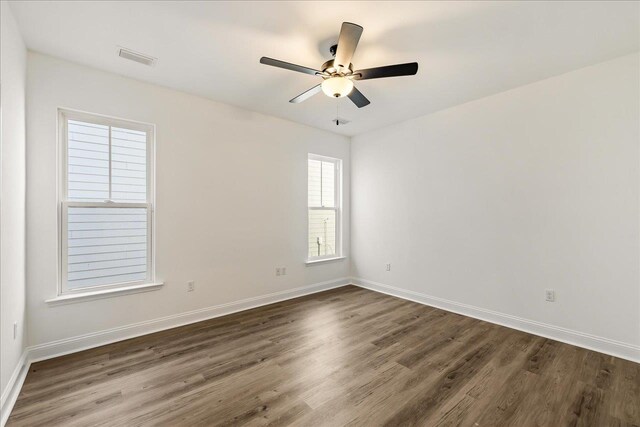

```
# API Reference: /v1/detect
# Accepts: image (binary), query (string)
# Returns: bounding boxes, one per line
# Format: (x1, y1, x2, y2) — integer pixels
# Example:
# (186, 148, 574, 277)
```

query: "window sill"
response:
(45, 282, 164, 306)
(305, 256, 346, 266)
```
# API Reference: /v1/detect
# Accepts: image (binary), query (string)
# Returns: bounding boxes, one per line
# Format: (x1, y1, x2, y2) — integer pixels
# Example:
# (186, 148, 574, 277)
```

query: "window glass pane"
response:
(321, 161, 335, 208)
(308, 159, 321, 207)
(67, 206, 147, 290)
(67, 120, 109, 201)
(67, 121, 147, 202)
(308, 159, 336, 208)
(308, 209, 336, 258)
(111, 127, 147, 202)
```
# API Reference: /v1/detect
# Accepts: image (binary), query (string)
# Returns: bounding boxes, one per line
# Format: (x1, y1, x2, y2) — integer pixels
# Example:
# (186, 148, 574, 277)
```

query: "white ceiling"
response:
(9, 1, 639, 136)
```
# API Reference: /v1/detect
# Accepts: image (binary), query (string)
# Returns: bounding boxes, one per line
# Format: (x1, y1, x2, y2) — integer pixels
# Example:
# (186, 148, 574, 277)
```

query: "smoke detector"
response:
(118, 47, 156, 66)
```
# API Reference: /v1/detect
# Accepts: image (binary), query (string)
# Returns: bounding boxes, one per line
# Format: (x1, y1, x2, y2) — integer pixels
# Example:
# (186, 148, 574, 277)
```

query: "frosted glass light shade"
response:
(321, 77, 354, 98)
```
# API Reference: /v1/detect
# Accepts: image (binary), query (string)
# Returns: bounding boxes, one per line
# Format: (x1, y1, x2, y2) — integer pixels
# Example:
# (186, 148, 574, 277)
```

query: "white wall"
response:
(0, 0, 27, 403)
(19, 41, 640, 366)
(26, 53, 350, 348)
(351, 53, 640, 357)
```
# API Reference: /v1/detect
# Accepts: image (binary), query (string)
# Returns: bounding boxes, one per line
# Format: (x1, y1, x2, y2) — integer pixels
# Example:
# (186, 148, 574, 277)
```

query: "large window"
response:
(59, 109, 154, 294)
(308, 154, 341, 261)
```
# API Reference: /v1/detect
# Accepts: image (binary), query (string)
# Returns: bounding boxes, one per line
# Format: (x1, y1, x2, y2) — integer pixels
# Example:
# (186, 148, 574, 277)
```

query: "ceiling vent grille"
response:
(118, 48, 156, 66)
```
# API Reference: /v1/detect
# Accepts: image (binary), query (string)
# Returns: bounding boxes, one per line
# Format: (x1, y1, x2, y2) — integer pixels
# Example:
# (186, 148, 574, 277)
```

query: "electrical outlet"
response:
(187, 281, 195, 292)
(386, 263, 391, 271)
(281, 267, 286, 275)
(545, 289, 555, 302)
(276, 268, 281, 276)
(13, 322, 17, 340)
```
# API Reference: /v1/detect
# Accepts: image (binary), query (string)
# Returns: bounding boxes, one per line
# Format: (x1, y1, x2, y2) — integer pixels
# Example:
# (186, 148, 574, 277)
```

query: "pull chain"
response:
(336, 98, 339, 126)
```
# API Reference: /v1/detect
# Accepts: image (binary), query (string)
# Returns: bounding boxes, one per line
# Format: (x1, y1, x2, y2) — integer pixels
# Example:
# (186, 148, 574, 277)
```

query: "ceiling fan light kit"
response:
(321, 76, 354, 98)
(260, 22, 418, 109)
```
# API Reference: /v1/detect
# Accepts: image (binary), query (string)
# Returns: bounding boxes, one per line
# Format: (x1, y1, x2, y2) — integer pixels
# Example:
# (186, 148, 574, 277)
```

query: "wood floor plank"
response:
(7, 285, 639, 427)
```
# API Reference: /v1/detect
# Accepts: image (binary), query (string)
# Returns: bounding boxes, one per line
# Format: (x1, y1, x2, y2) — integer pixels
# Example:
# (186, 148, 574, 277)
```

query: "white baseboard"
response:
(29, 277, 351, 363)
(0, 278, 351, 426)
(352, 277, 640, 363)
(1, 351, 30, 427)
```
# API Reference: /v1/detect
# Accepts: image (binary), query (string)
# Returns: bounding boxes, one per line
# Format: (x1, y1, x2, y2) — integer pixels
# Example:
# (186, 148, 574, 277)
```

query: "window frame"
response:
(58, 109, 156, 296)
(307, 153, 342, 262)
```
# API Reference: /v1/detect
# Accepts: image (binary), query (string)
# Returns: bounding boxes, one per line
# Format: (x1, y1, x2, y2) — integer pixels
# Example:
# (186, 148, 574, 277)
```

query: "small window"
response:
(59, 110, 155, 294)
(308, 154, 341, 260)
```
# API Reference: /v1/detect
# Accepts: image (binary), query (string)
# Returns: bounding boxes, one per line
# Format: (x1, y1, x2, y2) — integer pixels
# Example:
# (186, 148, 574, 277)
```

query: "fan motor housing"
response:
(321, 59, 353, 76)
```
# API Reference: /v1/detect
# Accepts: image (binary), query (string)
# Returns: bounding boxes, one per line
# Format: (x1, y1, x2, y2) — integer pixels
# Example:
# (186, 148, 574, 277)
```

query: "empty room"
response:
(1, 1, 639, 426)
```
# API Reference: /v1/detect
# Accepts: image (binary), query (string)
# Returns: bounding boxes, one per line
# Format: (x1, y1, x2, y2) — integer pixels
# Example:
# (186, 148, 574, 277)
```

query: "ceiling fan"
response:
(259, 22, 418, 108)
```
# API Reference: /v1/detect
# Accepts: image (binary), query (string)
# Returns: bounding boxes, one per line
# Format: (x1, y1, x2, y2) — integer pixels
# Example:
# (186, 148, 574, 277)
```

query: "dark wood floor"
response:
(7, 285, 640, 426)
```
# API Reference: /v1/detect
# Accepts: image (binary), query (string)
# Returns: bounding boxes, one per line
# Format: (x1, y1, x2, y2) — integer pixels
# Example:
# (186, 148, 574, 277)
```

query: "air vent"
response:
(118, 47, 156, 66)
(332, 118, 350, 126)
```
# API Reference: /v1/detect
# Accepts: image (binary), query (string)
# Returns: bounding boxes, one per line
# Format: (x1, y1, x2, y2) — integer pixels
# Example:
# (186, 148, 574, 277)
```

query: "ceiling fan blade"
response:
(347, 86, 370, 108)
(354, 62, 418, 80)
(334, 22, 363, 70)
(289, 84, 322, 103)
(260, 57, 321, 76)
